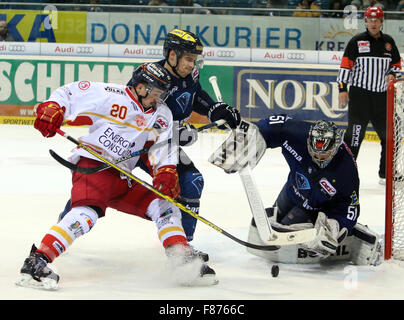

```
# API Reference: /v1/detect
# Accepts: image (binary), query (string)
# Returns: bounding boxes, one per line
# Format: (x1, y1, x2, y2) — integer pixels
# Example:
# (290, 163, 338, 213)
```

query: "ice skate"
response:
(16, 244, 59, 290)
(165, 244, 218, 286)
(189, 244, 209, 262)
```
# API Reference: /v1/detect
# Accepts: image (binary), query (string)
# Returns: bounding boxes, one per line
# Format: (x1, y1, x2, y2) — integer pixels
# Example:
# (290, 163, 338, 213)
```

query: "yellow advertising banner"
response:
(0, 9, 86, 43)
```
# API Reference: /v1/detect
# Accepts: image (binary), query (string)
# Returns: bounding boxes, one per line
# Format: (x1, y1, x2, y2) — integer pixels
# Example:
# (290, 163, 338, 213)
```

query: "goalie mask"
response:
(307, 120, 343, 169)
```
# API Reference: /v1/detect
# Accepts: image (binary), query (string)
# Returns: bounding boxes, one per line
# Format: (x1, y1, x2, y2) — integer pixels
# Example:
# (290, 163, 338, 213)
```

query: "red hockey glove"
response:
(153, 165, 180, 199)
(34, 101, 65, 138)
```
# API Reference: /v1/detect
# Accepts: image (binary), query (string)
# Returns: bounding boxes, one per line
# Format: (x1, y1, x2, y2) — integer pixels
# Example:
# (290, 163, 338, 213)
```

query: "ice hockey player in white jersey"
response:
(16, 62, 218, 290)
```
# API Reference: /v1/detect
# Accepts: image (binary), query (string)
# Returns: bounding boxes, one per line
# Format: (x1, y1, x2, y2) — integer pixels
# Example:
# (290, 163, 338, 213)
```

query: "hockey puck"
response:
(271, 265, 279, 277)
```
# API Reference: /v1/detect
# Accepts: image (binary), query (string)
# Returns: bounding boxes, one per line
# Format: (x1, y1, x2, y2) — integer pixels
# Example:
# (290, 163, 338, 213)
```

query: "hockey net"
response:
(385, 78, 404, 261)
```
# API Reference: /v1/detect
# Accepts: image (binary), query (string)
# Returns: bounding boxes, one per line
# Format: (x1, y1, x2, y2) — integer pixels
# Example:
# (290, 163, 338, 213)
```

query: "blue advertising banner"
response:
(234, 66, 348, 126)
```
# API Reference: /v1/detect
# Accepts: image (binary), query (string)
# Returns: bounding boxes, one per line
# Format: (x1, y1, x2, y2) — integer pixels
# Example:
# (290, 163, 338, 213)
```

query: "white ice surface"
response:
(1, 125, 403, 300)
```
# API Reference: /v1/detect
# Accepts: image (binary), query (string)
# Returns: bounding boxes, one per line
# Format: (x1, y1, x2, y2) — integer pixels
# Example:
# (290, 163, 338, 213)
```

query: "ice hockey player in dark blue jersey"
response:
(148, 29, 240, 259)
(255, 115, 359, 232)
(210, 115, 382, 265)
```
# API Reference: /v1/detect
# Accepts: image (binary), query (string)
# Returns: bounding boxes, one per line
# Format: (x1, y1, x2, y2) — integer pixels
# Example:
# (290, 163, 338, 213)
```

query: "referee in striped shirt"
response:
(337, 6, 402, 184)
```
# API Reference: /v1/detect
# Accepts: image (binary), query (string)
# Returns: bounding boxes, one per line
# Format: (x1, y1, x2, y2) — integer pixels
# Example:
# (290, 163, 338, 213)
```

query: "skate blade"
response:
(180, 274, 219, 287)
(15, 273, 58, 291)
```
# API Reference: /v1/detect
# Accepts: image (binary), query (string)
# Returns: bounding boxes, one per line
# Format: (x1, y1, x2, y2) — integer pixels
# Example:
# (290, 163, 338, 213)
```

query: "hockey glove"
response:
(153, 165, 180, 199)
(34, 101, 65, 138)
(208, 102, 240, 129)
(178, 123, 198, 147)
(304, 212, 348, 258)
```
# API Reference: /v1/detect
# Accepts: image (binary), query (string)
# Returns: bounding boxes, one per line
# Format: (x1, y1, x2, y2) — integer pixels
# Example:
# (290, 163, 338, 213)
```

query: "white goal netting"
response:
(386, 79, 404, 260)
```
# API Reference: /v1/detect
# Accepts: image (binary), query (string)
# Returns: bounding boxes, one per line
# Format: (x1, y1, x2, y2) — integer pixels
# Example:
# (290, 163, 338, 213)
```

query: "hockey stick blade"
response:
(51, 120, 227, 175)
(55, 128, 279, 251)
(239, 166, 316, 246)
(262, 227, 316, 246)
(49, 149, 105, 174)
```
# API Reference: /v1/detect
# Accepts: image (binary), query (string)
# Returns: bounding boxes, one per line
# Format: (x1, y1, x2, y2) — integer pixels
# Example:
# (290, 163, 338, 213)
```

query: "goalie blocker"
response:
(208, 120, 267, 173)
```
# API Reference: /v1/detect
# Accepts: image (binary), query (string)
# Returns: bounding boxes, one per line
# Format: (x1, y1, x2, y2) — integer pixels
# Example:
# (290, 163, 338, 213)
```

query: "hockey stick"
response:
(209, 76, 223, 102)
(209, 76, 317, 246)
(50, 119, 226, 175)
(54, 128, 279, 251)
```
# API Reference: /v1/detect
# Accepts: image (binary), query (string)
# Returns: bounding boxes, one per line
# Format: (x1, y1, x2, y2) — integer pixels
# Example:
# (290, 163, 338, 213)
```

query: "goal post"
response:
(385, 78, 404, 261)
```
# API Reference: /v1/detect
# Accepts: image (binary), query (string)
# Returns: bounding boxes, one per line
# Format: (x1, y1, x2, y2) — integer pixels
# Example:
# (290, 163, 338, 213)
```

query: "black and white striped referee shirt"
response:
(337, 31, 401, 93)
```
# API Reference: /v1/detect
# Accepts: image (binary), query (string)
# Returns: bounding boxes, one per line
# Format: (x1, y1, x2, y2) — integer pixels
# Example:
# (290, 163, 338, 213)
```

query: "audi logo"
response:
(146, 48, 164, 56)
(8, 45, 25, 52)
(76, 46, 94, 54)
(217, 50, 235, 58)
(287, 52, 305, 60)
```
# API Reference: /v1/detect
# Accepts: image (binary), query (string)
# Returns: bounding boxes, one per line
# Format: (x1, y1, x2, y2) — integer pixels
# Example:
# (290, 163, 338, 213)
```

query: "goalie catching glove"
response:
(208, 102, 240, 129)
(153, 165, 180, 199)
(303, 212, 348, 257)
(34, 101, 65, 138)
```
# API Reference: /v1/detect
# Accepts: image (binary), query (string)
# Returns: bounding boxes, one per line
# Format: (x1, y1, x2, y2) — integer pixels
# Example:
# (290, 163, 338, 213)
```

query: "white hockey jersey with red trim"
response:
(47, 80, 177, 172)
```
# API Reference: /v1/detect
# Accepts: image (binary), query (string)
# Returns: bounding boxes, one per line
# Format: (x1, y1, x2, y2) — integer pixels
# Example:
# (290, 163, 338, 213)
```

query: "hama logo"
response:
(319, 178, 336, 196)
(283, 140, 302, 162)
(78, 80, 90, 90)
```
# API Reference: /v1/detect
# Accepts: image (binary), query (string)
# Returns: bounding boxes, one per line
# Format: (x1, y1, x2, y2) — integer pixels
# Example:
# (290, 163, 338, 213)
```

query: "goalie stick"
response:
(55, 128, 280, 251)
(209, 76, 317, 246)
(50, 119, 226, 175)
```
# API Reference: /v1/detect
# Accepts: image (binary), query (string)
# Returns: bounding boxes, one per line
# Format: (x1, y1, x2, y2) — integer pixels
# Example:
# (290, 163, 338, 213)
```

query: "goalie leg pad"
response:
(248, 210, 382, 266)
(317, 223, 382, 265)
(346, 223, 382, 266)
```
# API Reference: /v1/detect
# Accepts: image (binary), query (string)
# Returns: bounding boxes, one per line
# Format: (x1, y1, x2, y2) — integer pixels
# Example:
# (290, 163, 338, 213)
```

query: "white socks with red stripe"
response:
(37, 206, 98, 261)
(146, 198, 188, 248)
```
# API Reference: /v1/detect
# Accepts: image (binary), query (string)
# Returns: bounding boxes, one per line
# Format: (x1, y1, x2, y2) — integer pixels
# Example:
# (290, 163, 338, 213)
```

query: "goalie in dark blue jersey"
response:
(210, 115, 382, 265)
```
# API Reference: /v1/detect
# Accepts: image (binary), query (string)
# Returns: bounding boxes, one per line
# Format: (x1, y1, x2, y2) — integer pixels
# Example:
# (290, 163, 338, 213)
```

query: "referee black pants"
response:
(343, 86, 387, 178)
